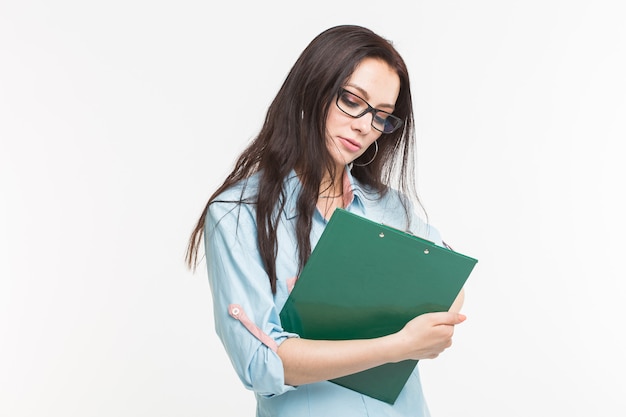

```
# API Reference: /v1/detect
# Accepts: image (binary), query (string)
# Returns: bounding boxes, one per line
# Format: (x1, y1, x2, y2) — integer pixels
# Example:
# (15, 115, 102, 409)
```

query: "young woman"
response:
(186, 24, 466, 416)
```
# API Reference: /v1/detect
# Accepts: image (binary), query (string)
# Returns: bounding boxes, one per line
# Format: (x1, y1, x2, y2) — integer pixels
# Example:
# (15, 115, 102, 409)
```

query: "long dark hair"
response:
(186, 25, 422, 293)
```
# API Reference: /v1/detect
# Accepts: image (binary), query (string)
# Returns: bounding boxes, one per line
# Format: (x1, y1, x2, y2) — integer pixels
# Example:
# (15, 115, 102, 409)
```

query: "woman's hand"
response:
(449, 288, 465, 313)
(391, 311, 466, 361)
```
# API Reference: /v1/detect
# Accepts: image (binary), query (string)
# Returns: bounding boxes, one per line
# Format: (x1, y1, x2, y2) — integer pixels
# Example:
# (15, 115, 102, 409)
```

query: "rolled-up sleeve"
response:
(204, 200, 298, 397)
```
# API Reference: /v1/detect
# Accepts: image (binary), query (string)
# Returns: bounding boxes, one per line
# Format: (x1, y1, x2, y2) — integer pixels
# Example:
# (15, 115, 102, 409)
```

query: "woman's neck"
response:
(317, 168, 346, 219)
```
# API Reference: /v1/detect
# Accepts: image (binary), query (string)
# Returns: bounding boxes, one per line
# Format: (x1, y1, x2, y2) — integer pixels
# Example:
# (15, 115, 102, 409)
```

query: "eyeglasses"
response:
(335, 88, 404, 134)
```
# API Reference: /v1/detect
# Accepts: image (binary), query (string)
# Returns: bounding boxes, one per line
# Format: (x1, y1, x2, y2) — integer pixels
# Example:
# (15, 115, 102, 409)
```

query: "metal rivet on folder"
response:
(424, 249, 429, 254)
(379, 232, 385, 238)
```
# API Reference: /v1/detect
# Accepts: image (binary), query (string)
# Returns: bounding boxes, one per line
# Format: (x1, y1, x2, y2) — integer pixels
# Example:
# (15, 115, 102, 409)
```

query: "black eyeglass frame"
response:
(335, 88, 404, 134)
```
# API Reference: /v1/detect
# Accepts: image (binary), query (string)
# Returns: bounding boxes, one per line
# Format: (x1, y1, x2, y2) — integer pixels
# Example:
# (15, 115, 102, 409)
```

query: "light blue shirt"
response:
(204, 168, 442, 416)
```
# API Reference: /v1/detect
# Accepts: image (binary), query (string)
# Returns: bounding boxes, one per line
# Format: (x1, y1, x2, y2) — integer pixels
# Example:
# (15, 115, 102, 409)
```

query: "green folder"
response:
(279, 208, 478, 404)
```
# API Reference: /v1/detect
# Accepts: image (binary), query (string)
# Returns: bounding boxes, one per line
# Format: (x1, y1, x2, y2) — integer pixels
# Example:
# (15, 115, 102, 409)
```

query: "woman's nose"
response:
(352, 111, 373, 134)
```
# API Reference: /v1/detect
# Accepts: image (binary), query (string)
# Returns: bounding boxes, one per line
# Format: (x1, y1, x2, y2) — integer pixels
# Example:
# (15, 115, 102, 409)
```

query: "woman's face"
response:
(325, 57, 401, 170)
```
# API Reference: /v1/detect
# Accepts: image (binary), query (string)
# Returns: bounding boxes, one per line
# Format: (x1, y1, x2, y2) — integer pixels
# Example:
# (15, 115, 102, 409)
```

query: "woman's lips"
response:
(339, 137, 361, 152)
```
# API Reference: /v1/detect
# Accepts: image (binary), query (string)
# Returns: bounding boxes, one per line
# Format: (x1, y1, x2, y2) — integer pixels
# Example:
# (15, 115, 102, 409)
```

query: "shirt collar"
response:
(283, 166, 369, 220)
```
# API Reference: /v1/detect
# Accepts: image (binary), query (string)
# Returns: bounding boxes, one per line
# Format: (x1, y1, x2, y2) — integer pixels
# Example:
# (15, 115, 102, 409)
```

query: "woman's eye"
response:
(340, 93, 362, 108)
(374, 113, 389, 124)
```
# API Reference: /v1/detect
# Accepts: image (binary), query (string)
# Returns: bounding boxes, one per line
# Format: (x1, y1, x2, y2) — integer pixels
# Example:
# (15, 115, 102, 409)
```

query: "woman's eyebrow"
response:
(345, 83, 395, 109)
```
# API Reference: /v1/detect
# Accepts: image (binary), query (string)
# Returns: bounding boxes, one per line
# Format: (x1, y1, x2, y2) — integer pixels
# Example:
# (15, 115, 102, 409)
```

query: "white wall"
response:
(1, 1, 624, 415)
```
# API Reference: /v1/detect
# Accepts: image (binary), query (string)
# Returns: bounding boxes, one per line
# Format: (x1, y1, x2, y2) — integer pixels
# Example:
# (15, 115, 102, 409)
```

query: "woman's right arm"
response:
(278, 310, 466, 386)
(205, 201, 301, 397)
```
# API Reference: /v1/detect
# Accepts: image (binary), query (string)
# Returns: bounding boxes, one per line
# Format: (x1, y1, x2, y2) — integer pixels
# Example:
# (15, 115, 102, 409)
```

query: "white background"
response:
(2, 1, 625, 416)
